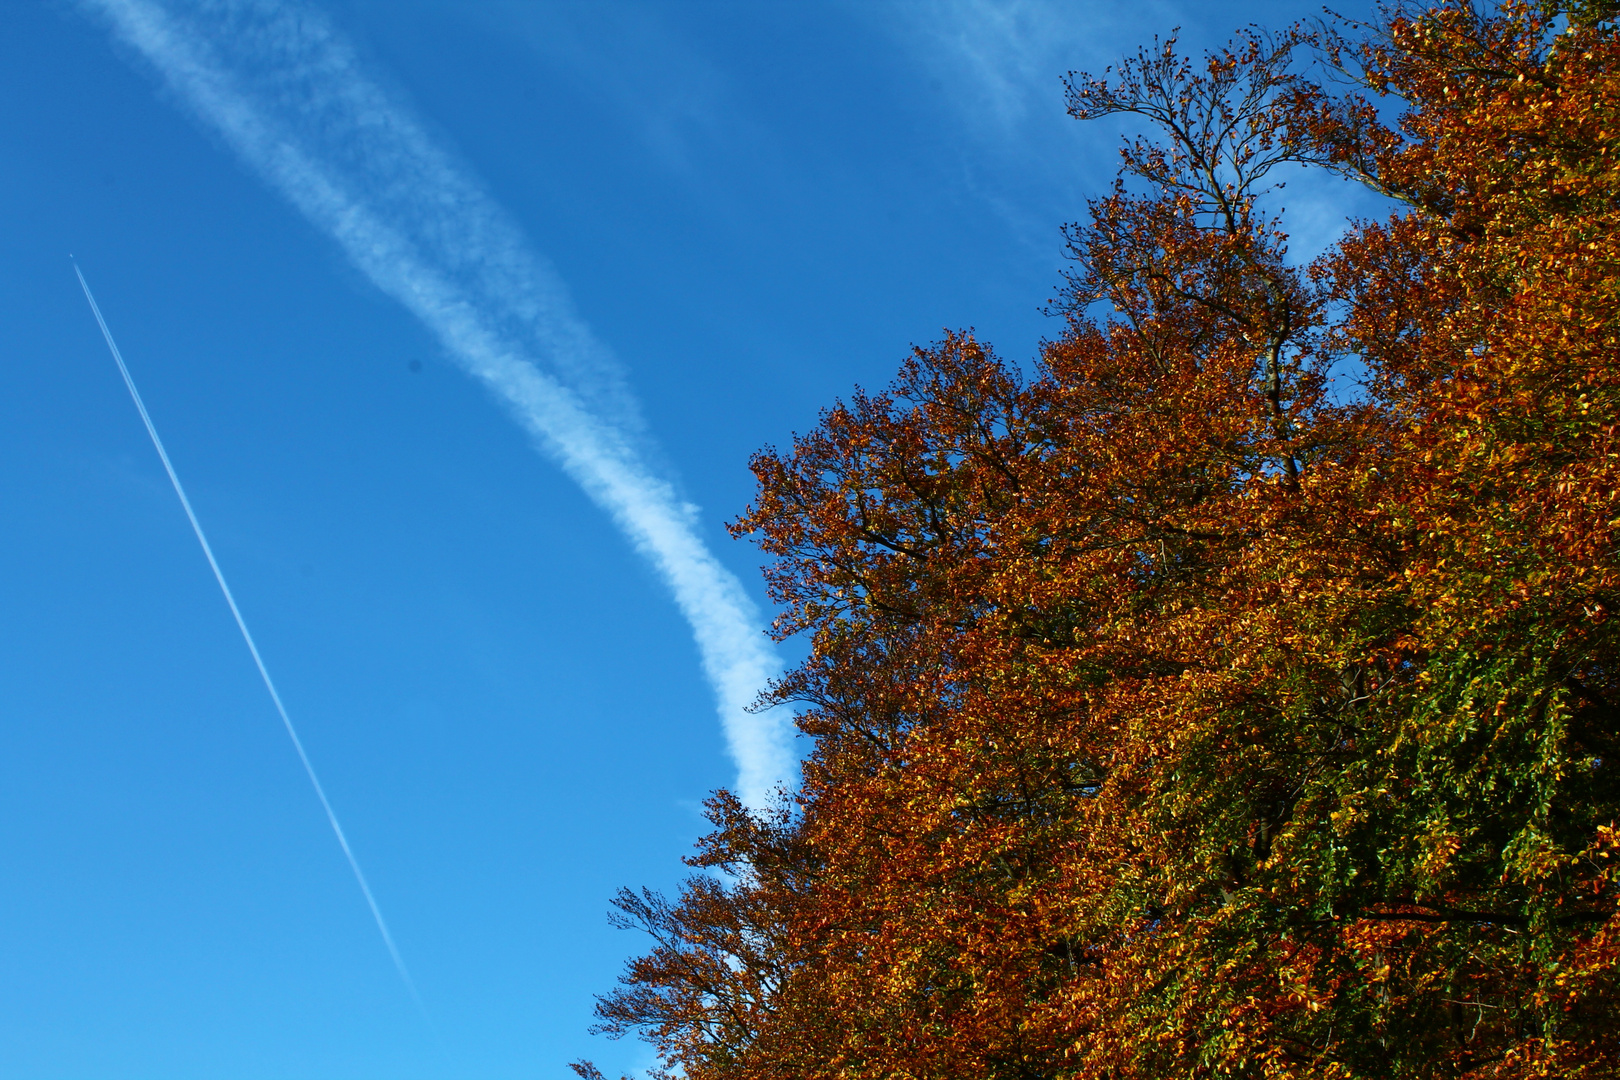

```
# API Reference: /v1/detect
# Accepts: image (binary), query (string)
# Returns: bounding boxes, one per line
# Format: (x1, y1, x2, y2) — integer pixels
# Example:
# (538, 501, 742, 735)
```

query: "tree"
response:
(584, 3, 1620, 1076)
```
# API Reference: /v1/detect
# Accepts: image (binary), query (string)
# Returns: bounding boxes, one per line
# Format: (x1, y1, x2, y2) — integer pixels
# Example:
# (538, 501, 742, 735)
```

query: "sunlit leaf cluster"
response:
(577, 3, 1620, 1076)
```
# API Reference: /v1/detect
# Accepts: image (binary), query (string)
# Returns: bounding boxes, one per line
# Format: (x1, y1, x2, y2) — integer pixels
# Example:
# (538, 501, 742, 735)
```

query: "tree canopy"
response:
(577, 2, 1620, 1076)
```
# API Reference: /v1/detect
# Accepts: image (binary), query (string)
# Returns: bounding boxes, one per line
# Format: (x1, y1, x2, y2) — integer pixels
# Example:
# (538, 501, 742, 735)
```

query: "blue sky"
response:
(1, 1, 1381, 1076)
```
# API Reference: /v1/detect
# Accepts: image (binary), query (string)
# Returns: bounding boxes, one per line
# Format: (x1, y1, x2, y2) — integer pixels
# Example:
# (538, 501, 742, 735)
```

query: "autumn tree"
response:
(581, 3, 1620, 1077)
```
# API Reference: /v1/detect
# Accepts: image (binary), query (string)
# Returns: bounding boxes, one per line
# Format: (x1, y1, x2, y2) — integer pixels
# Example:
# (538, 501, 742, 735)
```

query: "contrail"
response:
(82, 0, 794, 808)
(73, 261, 430, 1021)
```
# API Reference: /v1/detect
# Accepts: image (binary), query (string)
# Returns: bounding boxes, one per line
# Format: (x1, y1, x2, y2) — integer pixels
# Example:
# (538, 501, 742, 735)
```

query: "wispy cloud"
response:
(854, 0, 1166, 259)
(872, 0, 1177, 144)
(896, 0, 1117, 133)
(83, 0, 794, 807)
(878, 0, 1385, 264)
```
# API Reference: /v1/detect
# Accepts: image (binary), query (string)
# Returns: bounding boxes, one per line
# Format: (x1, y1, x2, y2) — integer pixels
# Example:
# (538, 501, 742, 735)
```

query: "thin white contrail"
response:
(83, 0, 794, 808)
(73, 261, 430, 1021)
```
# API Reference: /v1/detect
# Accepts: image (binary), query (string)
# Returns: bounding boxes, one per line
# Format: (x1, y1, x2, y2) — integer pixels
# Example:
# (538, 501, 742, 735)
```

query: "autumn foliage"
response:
(577, 3, 1620, 1076)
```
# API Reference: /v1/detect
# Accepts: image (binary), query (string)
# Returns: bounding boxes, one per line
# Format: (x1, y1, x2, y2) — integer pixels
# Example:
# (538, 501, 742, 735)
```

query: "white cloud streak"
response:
(84, 0, 794, 808)
(76, 262, 429, 1021)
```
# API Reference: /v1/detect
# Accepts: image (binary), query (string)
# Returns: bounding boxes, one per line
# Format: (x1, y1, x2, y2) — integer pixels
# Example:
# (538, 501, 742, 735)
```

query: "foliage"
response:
(577, 3, 1620, 1076)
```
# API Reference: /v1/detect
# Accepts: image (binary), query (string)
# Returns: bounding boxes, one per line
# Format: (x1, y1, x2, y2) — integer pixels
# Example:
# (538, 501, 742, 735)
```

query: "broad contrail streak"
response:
(73, 262, 428, 1019)
(83, 0, 794, 808)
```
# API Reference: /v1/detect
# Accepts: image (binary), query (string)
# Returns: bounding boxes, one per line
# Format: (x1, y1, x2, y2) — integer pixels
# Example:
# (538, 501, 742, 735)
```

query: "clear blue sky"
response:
(0, 1, 1379, 1076)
